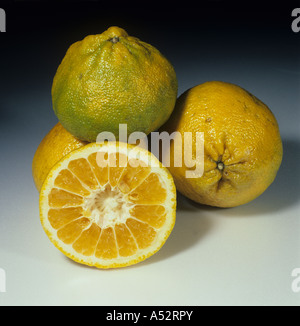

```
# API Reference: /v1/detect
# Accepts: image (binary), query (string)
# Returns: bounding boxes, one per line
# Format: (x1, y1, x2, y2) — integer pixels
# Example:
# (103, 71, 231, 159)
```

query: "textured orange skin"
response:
(32, 123, 88, 191)
(160, 81, 283, 207)
(52, 26, 178, 142)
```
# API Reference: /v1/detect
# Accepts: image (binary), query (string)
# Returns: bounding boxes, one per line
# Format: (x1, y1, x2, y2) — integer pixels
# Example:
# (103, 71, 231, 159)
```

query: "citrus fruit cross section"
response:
(39, 142, 176, 268)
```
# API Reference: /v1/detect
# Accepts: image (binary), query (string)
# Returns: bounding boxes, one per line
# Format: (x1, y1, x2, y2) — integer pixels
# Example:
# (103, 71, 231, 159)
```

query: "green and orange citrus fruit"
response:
(52, 26, 178, 142)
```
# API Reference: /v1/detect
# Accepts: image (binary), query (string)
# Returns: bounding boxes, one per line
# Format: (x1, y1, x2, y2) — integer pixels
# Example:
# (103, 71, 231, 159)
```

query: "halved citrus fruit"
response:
(39, 142, 176, 268)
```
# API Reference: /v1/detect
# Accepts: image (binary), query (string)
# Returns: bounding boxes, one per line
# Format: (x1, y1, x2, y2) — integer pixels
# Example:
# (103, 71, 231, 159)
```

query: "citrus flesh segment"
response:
(68, 158, 99, 190)
(48, 207, 84, 229)
(129, 205, 166, 229)
(48, 188, 83, 208)
(57, 217, 91, 245)
(87, 152, 108, 186)
(117, 158, 151, 193)
(128, 173, 167, 204)
(54, 169, 91, 196)
(39, 142, 176, 268)
(95, 227, 118, 259)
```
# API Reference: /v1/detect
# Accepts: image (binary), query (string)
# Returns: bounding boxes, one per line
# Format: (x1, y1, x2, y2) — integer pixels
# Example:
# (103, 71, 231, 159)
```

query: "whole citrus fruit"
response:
(39, 141, 176, 268)
(160, 81, 283, 207)
(32, 122, 88, 191)
(52, 26, 178, 142)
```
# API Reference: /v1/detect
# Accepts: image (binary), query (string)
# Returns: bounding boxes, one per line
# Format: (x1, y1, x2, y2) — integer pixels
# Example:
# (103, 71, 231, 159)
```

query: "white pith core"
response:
(83, 183, 133, 229)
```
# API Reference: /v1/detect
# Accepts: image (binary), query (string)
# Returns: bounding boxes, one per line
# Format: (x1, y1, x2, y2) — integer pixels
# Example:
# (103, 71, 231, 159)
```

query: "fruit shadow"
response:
(175, 138, 300, 218)
(63, 202, 214, 270)
(139, 191, 214, 267)
(124, 139, 300, 268)
(64, 139, 299, 269)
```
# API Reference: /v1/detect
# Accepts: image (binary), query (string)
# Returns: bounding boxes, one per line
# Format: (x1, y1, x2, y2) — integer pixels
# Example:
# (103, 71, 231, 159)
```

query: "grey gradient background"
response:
(0, 1, 299, 306)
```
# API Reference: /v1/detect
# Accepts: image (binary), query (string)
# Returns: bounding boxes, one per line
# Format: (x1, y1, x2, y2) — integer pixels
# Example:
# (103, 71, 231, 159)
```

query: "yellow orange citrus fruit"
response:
(32, 123, 88, 191)
(39, 142, 176, 268)
(160, 81, 283, 207)
(52, 26, 178, 142)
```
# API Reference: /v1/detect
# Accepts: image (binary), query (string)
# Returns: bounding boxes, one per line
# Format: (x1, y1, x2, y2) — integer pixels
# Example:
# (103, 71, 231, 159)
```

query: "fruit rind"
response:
(160, 81, 283, 207)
